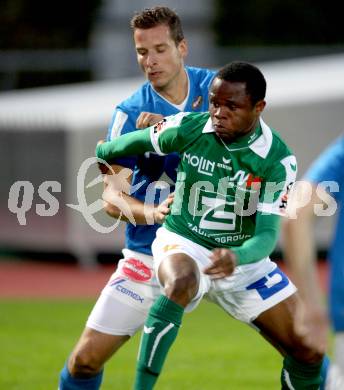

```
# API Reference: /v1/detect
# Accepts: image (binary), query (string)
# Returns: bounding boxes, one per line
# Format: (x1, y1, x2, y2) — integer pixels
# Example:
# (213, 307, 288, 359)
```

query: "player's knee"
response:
(288, 340, 324, 364)
(68, 350, 103, 378)
(164, 272, 198, 305)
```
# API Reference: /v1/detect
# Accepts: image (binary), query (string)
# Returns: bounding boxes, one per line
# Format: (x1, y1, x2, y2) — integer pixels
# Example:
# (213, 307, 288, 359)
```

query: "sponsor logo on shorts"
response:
(121, 258, 152, 282)
(109, 277, 144, 303)
(163, 244, 180, 252)
(109, 277, 126, 286)
(246, 267, 289, 300)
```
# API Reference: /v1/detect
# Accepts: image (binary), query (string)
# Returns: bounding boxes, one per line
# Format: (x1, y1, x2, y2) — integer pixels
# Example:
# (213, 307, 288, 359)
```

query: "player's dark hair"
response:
(130, 6, 184, 45)
(216, 61, 266, 106)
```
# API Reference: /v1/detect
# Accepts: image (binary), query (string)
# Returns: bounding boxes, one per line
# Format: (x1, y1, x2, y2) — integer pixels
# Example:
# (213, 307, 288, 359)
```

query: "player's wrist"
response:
(151, 204, 162, 224)
(230, 248, 242, 265)
(143, 204, 157, 225)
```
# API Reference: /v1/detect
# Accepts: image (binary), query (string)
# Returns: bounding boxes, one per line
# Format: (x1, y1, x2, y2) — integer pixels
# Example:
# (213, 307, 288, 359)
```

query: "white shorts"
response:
(86, 249, 161, 336)
(152, 227, 297, 323)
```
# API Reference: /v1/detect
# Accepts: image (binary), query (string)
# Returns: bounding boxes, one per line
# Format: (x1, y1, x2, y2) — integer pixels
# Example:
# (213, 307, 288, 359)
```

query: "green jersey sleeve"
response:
(96, 112, 205, 161)
(231, 212, 280, 265)
(96, 127, 154, 161)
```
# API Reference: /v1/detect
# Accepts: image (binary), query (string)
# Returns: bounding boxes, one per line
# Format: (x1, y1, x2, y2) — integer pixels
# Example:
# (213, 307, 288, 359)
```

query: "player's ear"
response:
(255, 100, 266, 114)
(178, 39, 188, 58)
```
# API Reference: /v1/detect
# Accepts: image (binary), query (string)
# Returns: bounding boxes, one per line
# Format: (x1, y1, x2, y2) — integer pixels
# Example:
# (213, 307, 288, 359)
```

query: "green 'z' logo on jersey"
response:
(188, 189, 253, 245)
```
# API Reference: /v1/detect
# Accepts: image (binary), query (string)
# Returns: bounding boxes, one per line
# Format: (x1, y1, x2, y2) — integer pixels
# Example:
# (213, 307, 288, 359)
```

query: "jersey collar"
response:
(151, 68, 190, 111)
(202, 116, 213, 133)
(202, 117, 272, 156)
(202, 116, 262, 146)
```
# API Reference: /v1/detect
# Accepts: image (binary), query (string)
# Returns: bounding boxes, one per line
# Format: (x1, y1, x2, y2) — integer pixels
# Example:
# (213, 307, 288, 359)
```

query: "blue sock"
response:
(320, 355, 330, 390)
(59, 362, 103, 390)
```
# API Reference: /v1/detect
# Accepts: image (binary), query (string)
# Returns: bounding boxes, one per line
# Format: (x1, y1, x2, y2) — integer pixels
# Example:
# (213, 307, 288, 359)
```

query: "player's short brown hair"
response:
(130, 6, 184, 45)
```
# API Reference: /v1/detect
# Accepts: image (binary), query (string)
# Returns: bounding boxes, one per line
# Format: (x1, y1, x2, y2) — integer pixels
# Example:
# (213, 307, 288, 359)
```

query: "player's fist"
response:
(136, 112, 164, 129)
(203, 248, 237, 279)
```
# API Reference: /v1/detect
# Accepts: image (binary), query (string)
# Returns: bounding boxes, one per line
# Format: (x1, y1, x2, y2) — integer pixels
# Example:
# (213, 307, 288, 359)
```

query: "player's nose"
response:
(146, 53, 158, 67)
(214, 106, 227, 118)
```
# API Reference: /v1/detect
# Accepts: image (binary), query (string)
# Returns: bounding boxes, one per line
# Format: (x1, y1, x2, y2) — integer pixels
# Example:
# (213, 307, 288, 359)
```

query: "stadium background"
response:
(0, 0, 342, 388)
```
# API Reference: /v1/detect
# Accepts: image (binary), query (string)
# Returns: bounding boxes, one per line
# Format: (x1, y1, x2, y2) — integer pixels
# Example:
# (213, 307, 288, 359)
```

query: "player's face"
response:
(133, 24, 187, 91)
(209, 77, 266, 142)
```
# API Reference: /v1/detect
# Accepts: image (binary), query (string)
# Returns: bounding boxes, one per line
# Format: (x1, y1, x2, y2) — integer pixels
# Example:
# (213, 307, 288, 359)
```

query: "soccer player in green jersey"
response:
(97, 61, 325, 389)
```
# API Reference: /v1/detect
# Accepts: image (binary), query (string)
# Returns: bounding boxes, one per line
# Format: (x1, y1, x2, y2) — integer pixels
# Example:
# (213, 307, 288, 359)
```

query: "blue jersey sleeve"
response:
(304, 136, 344, 200)
(106, 107, 138, 170)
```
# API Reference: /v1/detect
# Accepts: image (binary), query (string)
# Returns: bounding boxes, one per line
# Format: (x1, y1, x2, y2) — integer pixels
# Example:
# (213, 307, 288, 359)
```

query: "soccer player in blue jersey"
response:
(283, 136, 344, 388)
(59, 7, 215, 390)
(97, 61, 330, 390)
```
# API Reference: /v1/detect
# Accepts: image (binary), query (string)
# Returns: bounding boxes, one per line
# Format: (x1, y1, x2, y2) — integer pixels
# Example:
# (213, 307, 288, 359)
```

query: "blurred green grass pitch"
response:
(0, 299, 281, 389)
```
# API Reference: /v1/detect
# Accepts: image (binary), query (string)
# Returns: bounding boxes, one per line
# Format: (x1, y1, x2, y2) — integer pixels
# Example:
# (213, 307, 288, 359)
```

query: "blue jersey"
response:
(106, 66, 215, 255)
(305, 136, 344, 331)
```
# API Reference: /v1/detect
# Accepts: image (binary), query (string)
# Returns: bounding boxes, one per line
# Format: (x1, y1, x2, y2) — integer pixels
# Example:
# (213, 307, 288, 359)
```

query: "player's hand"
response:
(294, 299, 329, 354)
(96, 140, 109, 174)
(136, 112, 164, 129)
(153, 193, 174, 224)
(204, 248, 237, 279)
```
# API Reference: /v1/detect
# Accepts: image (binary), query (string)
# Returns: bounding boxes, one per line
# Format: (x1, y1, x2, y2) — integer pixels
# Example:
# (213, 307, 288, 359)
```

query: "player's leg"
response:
(134, 252, 198, 390)
(59, 326, 129, 390)
(258, 329, 330, 390)
(59, 251, 158, 390)
(59, 296, 138, 390)
(208, 260, 326, 389)
(253, 293, 324, 389)
(134, 227, 213, 390)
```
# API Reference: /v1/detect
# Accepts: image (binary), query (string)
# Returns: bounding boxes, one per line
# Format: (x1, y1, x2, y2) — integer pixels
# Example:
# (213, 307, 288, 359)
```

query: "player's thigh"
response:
(158, 252, 200, 287)
(253, 292, 299, 349)
(152, 227, 213, 311)
(86, 290, 150, 337)
(157, 252, 201, 307)
(86, 250, 160, 335)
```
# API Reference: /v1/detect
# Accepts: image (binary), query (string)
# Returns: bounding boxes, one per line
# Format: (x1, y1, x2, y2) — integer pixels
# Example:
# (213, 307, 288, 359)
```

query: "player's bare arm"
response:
(98, 155, 173, 225)
(283, 182, 331, 353)
(283, 183, 326, 304)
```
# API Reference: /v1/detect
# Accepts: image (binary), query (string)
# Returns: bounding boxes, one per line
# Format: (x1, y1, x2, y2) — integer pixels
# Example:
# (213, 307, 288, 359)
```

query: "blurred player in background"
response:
(283, 136, 344, 389)
(59, 6, 215, 390)
(97, 61, 326, 390)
